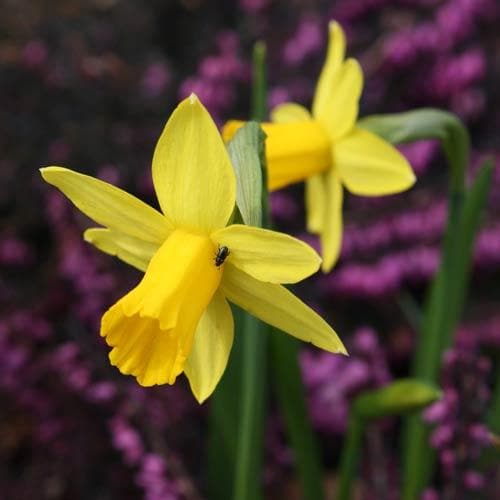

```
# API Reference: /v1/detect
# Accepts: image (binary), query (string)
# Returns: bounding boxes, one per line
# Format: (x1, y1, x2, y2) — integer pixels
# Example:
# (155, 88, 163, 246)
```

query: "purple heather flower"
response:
(109, 417, 145, 466)
(141, 62, 171, 97)
(421, 489, 439, 500)
(283, 19, 322, 67)
(21, 39, 48, 69)
(464, 470, 485, 490)
(239, 0, 269, 13)
(301, 327, 390, 434)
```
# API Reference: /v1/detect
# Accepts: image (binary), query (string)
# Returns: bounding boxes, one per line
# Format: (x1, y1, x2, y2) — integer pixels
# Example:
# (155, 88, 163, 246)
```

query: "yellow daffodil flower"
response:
(40, 94, 346, 403)
(223, 22, 416, 272)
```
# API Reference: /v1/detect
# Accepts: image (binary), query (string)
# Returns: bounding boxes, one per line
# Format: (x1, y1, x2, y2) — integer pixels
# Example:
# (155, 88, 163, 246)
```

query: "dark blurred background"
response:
(1, 0, 499, 498)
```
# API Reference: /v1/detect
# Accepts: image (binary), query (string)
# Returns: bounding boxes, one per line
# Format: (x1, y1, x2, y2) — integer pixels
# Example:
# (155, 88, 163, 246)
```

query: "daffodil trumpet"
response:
(41, 95, 346, 403)
(223, 22, 416, 272)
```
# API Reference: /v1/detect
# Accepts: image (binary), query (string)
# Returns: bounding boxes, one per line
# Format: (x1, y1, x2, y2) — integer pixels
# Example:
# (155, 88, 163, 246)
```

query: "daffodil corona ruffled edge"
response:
(223, 22, 416, 272)
(40, 94, 346, 403)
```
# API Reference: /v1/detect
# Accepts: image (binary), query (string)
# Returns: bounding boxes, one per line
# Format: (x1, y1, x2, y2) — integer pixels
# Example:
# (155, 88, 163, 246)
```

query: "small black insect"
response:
(214, 245, 230, 268)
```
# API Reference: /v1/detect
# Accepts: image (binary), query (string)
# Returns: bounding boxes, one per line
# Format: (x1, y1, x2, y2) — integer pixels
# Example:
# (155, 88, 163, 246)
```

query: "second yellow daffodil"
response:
(223, 22, 416, 272)
(40, 95, 346, 403)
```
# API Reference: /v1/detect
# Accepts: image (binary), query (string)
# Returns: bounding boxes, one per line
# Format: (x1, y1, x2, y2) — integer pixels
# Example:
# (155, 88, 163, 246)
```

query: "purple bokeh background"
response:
(1, 0, 499, 498)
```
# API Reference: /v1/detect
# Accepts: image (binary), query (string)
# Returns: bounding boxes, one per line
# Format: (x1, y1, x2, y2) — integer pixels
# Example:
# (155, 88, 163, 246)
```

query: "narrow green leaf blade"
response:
(402, 159, 493, 499)
(233, 313, 268, 500)
(336, 414, 364, 500)
(270, 334, 324, 500)
(251, 41, 267, 122)
(444, 159, 494, 340)
(207, 304, 246, 500)
(227, 122, 264, 228)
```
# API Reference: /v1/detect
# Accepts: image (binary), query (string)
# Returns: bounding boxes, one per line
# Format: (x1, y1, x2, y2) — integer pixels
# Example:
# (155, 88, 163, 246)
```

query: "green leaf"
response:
(402, 158, 493, 499)
(364, 110, 494, 499)
(335, 413, 364, 500)
(487, 361, 500, 435)
(227, 122, 264, 227)
(353, 379, 441, 420)
(207, 305, 243, 500)
(446, 159, 493, 338)
(336, 379, 441, 500)
(251, 41, 267, 122)
(233, 313, 268, 500)
(270, 335, 324, 500)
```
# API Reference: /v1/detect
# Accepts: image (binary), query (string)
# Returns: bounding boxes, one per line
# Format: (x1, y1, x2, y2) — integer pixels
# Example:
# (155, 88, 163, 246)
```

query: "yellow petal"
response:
(270, 102, 312, 123)
(320, 169, 343, 272)
(318, 59, 363, 140)
(84, 228, 160, 272)
(212, 224, 321, 284)
(40, 167, 171, 242)
(336, 127, 416, 195)
(184, 290, 234, 403)
(305, 174, 326, 234)
(152, 94, 236, 233)
(120, 229, 221, 336)
(221, 263, 346, 354)
(312, 21, 346, 119)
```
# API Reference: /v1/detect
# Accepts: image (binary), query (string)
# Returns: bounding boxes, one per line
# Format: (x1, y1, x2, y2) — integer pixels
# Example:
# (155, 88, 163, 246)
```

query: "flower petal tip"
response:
(82, 229, 94, 243)
(328, 20, 339, 31)
(193, 392, 209, 405)
(408, 169, 417, 186)
(338, 344, 349, 356)
(39, 165, 63, 181)
(320, 255, 338, 274)
(328, 19, 344, 40)
(188, 92, 199, 104)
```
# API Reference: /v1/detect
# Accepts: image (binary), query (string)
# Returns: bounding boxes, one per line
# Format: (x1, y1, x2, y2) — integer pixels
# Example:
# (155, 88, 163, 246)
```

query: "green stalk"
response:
(270, 335, 324, 500)
(233, 313, 268, 500)
(251, 42, 267, 123)
(336, 380, 441, 500)
(254, 39, 325, 499)
(232, 41, 269, 500)
(208, 307, 243, 500)
(403, 160, 493, 499)
(360, 109, 492, 498)
(487, 358, 500, 435)
(336, 413, 364, 500)
(481, 358, 500, 465)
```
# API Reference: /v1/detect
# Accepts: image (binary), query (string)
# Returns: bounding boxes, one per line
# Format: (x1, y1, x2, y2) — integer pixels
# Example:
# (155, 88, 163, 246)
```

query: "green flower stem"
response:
(481, 357, 500, 465)
(488, 357, 500, 435)
(233, 313, 268, 500)
(360, 110, 493, 497)
(232, 41, 269, 500)
(208, 307, 242, 500)
(402, 159, 493, 499)
(270, 335, 325, 500)
(336, 413, 364, 500)
(251, 41, 267, 123)
(335, 379, 441, 500)
(256, 39, 325, 499)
